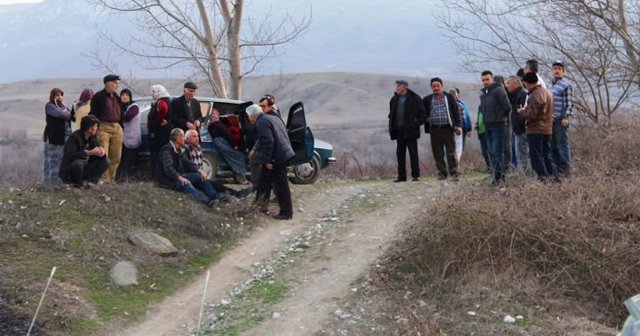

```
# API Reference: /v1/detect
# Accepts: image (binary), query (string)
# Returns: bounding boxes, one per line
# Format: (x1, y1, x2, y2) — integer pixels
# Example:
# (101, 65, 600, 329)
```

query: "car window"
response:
(200, 101, 211, 117)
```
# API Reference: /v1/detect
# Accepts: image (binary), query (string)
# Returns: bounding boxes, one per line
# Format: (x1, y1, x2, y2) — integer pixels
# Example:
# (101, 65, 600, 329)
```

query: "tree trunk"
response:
(221, 0, 243, 100)
(197, 0, 228, 98)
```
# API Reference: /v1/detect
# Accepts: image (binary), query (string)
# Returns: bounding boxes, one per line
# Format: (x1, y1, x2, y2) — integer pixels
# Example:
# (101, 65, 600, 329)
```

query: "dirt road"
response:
(116, 179, 448, 336)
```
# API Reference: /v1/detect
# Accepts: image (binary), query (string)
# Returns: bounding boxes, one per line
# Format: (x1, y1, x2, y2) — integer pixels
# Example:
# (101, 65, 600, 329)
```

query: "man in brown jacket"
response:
(517, 73, 558, 181)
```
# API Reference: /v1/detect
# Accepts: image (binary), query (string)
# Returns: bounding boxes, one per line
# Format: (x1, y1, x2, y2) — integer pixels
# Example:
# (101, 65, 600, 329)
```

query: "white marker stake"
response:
(27, 266, 57, 336)
(196, 270, 211, 336)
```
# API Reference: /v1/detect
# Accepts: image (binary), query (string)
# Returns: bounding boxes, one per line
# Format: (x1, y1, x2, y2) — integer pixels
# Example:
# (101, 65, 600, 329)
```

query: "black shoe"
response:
(412, 177, 419, 182)
(437, 174, 447, 180)
(393, 178, 406, 183)
(273, 214, 292, 220)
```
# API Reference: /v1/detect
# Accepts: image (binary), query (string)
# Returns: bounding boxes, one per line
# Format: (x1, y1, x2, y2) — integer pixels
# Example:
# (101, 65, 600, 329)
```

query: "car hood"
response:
(314, 139, 332, 150)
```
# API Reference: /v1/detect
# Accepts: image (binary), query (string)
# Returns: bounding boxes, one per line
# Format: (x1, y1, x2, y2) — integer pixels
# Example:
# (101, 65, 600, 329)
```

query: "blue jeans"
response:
(176, 172, 218, 205)
(514, 133, 531, 176)
(527, 133, 559, 182)
(485, 124, 506, 182)
(551, 119, 571, 176)
(477, 132, 491, 172)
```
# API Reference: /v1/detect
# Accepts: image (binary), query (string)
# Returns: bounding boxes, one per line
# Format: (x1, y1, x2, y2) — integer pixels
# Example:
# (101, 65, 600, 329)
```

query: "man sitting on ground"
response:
(155, 128, 227, 206)
(59, 115, 109, 188)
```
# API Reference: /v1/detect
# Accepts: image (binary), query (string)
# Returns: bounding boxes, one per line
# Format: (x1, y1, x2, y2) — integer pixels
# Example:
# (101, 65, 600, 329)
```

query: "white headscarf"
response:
(150, 84, 170, 101)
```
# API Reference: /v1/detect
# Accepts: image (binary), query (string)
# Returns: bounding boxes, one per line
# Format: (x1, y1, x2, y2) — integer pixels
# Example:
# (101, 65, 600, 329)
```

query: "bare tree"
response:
(436, 0, 639, 128)
(92, 0, 311, 99)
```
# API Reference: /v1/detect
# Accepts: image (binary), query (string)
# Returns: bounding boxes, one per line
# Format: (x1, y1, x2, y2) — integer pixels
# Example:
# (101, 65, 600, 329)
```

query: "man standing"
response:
(479, 71, 511, 184)
(171, 82, 203, 133)
(549, 61, 573, 176)
(423, 77, 461, 180)
(388, 79, 426, 182)
(524, 59, 547, 89)
(90, 74, 123, 183)
(59, 115, 109, 188)
(246, 104, 295, 220)
(155, 128, 224, 207)
(505, 75, 530, 175)
(518, 73, 558, 182)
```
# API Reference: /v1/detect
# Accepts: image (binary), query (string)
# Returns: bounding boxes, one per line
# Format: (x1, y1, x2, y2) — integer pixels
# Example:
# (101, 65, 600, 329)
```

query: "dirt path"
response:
(117, 180, 447, 336)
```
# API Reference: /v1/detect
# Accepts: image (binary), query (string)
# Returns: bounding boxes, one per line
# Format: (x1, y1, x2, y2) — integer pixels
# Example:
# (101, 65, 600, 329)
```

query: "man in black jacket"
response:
(506, 75, 531, 175)
(479, 71, 511, 184)
(423, 77, 462, 181)
(59, 115, 109, 188)
(155, 128, 224, 207)
(171, 82, 203, 132)
(388, 80, 426, 182)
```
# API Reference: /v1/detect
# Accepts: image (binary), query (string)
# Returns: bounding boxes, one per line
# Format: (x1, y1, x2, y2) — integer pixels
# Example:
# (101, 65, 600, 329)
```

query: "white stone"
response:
(503, 315, 516, 323)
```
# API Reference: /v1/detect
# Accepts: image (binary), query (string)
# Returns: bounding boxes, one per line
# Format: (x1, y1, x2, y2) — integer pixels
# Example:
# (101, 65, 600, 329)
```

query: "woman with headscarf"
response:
(43, 87, 74, 184)
(115, 88, 141, 181)
(149, 84, 172, 172)
(72, 88, 94, 130)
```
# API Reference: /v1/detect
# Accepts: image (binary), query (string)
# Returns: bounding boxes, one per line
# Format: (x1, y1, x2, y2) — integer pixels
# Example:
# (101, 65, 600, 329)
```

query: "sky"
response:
(0, 0, 42, 4)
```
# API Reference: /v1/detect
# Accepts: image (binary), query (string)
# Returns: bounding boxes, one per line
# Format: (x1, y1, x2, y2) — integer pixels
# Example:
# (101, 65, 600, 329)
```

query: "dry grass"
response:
(369, 119, 640, 334)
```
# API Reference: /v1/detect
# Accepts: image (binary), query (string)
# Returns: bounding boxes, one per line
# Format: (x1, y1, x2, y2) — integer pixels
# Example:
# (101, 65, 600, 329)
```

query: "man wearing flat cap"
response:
(388, 79, 427, 182)
(90, 74, 123, 183)
(171, 81, 203, 133)
(549, 60, 573, 176)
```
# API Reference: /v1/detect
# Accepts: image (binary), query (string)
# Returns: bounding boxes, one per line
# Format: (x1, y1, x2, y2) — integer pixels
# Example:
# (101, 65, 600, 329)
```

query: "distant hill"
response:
(0, 72, 480, 139)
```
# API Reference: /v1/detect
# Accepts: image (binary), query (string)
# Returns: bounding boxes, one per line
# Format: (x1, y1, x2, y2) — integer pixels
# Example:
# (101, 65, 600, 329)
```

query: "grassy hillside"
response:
(0, 182, 254, 335)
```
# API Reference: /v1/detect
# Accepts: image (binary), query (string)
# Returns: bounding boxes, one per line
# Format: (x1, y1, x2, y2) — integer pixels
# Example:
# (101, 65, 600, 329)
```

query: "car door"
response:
(285, 102, 314, 165)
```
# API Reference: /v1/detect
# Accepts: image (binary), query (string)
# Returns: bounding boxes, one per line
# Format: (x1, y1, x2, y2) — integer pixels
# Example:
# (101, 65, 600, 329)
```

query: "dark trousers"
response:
(485, 124, 506, 182)
(116, 146, 139, 181)
(176, 172, 218, 205)
(69, 157, 110, 186)
(527, 133, 559, 182)
(430, 126, 457, 177)
(551, 119, 571, 176)
(256, 163, 292, 216)
(395, 135, 420, 180)
(478, 132, 491, 172)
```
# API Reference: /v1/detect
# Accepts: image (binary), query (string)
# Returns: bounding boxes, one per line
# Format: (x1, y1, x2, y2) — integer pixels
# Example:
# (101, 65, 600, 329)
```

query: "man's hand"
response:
(187, 122, 196, 130)
(454, 127, 462, 135)
(561, 118, 569, 128)
(265, 163, 273, 170)
(88, 147, 106, 157)
(466, 129, 472, 137)
(160, 119, 168, 126)
(178, 176, 191, 185)
(199, 170, 207, 181)
(194, 120, 201, 128)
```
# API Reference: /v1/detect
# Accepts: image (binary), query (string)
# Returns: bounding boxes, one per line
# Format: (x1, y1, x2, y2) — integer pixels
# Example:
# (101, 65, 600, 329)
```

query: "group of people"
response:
(43, 75, 296, 220)
(389, 59, 573, 184)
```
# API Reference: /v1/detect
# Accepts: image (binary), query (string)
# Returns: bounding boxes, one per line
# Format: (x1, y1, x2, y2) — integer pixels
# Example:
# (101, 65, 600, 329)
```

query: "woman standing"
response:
(72, 88, 94, 131)
(43, 88, 74, 184)
(149, 85, 172, 173)
(116, 89, 141, 181)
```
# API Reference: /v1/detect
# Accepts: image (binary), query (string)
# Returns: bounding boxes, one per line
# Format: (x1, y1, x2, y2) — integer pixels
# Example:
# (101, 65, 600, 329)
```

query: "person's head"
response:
(120, 88, 132, 104)
(49, 88, 64, 104)
(103, 74, 120, 94)
(494, 75, 505, 87)
(395, 80, 409, 95)
(245, 104, 263, 124)
(259, 96, 274, 113)
(170, 128, 185, 146)
(183, 81, 197, 100)
(77, 88, 93, 105)
(430, 77, 443, 96)
(151, 84, 170, 101)
(516, 68, 525, 79)
(524, 59, 539, 74)
(522, 72, 539, 90)
(448, 88, 459, 99)
(185, 129, 199, 147)
(210, 108, 220, 122)
(552, 60, 565, 80)
(505, 75, 522, 93)
(481, 70, 494, 87)
(80, 115, 100, 135)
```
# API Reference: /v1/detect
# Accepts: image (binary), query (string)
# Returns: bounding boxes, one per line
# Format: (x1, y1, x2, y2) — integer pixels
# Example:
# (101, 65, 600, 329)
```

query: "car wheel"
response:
(202, 152, 220, 180)
(290, 155, 320, 185)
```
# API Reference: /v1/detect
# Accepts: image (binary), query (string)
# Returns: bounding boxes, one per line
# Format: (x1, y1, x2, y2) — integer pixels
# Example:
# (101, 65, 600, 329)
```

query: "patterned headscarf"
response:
(77, 88, 94, 106)
(151, 85, 170, 101)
